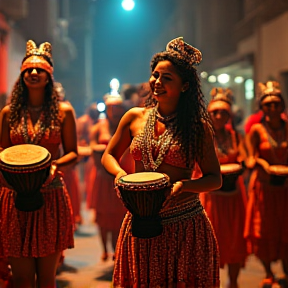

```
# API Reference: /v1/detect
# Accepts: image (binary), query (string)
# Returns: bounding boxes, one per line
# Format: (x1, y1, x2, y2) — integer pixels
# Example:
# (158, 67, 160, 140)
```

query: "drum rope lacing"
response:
(141, 106, 177, 171)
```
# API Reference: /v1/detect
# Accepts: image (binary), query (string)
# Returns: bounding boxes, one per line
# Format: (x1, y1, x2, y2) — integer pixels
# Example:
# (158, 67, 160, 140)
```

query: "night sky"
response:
(90, 0, 177, 100)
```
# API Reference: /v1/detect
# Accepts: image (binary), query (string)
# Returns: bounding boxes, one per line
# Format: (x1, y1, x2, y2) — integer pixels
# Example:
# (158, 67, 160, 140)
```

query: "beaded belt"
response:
(160, 199, 204, 225)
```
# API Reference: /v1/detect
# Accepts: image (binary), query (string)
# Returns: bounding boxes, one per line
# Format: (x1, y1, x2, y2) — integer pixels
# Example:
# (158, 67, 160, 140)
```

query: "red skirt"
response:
(244, 170, 288, 262)
(200, 176, 248, 267)
(113, 199, 220, 288)
(0, 174, 74, 258)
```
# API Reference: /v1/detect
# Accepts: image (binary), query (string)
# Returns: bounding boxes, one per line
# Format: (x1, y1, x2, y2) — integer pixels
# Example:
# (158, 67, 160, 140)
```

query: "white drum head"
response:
(0, 144, 49, 166)
(121, 172, 166, 183)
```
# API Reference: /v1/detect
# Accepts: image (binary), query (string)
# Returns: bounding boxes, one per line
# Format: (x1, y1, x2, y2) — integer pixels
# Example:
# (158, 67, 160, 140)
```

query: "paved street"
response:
(56, 205, 285, 288)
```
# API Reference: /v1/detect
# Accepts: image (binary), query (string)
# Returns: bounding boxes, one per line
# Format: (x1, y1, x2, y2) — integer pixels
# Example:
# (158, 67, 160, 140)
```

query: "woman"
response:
(102, 37, 222, 288)
(0, 40, 77, 288)
(89, 93, 127, 261)
(245, 81, 288, 287)
(200, 88, 247, 288)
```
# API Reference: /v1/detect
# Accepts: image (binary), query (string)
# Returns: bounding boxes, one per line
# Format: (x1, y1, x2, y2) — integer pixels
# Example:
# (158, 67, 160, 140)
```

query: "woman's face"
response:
(106, 104, 126, 125)
(149, 60, 187, 107)
(208, 101, 231, 130)
(23, 68, 49, 89)
(261, 95, 283, 118)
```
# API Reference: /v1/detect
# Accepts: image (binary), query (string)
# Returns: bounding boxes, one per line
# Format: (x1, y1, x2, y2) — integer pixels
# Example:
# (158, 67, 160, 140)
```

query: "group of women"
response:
(0, 36, 287, 288)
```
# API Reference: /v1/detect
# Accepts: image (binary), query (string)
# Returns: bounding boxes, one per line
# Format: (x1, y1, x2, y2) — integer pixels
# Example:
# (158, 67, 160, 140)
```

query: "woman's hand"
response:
(114, 170, 127, 186)
(114, 170, 128, 199)
(171, 181, 183, 196)
(245, 156, 256, 169)
(42, 161, 58, 187)
(163, 181, 183, 207)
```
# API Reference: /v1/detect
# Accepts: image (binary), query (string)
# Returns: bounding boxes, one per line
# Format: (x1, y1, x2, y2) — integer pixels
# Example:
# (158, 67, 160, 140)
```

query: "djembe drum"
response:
(116, 172, 170, 239)
(220, 163, 244, 192)
(269, 165, 288, 186)
(0, 144, 51, 212)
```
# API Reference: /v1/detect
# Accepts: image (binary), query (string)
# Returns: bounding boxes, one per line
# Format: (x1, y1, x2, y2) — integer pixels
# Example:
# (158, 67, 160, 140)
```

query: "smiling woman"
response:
(0, 40, 77, 288)
(101, 37, 222, 288)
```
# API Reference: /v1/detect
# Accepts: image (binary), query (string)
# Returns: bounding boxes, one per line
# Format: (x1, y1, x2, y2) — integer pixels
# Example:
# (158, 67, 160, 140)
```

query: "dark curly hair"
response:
(146, 51, 213, 168)
(8, 71, 61, 132)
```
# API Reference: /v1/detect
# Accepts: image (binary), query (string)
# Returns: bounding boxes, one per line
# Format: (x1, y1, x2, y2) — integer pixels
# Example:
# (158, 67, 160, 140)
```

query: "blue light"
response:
(121, 0, 135, 11)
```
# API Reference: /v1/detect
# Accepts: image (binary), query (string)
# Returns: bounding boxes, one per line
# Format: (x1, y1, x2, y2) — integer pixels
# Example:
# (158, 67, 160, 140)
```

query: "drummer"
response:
(245, 81, 288, 287)
(88, 83, 127, 261)
(200, 87, 248, 288)
(102, 37, 222, 287)
(0, 40, 77, 287)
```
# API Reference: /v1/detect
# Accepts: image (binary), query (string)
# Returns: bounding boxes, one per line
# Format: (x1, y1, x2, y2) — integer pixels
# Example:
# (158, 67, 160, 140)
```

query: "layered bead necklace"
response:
(141, 106, 177, 171)
(22, 106, 46, 144)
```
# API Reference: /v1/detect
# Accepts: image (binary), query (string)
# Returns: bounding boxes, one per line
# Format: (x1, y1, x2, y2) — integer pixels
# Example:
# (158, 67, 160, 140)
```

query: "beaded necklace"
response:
(22, 106, 46, 144)
(141, 106, 177, 171)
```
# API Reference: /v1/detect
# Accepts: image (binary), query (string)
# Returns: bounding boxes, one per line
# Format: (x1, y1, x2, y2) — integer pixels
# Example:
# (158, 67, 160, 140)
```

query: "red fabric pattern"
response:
(113, 200, 220, 288)
(244, 122, 288, 261)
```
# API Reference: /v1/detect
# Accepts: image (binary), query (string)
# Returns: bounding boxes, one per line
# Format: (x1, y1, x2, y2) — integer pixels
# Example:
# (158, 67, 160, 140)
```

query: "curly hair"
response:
(8, 72, 61, 132)
(147, 51, 213, 167)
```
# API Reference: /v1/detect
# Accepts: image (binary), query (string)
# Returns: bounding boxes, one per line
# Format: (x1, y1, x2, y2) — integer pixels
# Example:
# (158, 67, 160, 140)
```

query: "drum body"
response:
(0, 144, 51, 212)
(116, 172, 170, 238)
(269, 165, 288, 186)
(220, 163, 243, 192)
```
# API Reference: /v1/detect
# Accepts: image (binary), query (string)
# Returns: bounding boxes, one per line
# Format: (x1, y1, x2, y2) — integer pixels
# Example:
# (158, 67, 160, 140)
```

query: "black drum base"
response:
(270, 175, 287, 186)
(131, 215, 163, 239)
(14, 191, 44, 212)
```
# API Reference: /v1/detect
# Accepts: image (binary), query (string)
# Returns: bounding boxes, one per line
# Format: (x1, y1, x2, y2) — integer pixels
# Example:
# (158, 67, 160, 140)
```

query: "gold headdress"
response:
(210, 87, 233, 105)
(165, 37, 202, 66)
(21, 40, 54, 77)
(256, 81, 282, 104)
(208, 87, 233, 113)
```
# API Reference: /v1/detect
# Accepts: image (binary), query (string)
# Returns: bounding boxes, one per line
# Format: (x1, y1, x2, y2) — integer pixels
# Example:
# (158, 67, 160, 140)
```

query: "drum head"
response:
(91, 144, 107, 153)
(120, 172, 166, 183)
(269, 165, 288, 176)
(220, 163, 242, 175)
(0, 144, 50, 166)
(78, 146, 92, 156)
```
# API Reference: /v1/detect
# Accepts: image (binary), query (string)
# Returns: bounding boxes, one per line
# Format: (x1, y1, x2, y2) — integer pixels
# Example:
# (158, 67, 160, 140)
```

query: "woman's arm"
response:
(101, 109, 137, 181)
(174, 125, 222, 194)
(57, 102, 78, 168)
(245, 125, 260, 169)
(0, 106, 12, 151)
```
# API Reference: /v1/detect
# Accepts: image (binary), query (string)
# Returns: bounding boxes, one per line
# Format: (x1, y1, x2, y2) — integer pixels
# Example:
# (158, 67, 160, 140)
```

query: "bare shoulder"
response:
(126, 106, 147, 117)
(59, 101, 74, 112)
(0, 105, 11, 119)
(249, 123, 263, 135)
(121, 106, 149, 123)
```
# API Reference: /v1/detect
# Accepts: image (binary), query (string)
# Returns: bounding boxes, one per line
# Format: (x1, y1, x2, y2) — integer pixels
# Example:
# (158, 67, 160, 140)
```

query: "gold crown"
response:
(210, 87, 233, 105)
(25, 40, 52, 60)
(256, 81, 281, 103)
(166, 37, 202, 66)
(21, 40, 53, 76)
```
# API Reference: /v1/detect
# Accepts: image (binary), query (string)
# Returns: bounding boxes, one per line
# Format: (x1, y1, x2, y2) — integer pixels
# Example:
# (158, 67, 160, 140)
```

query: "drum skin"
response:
(0, 144, 51, 212)
(116, 172, 170, 238)
(269, 165, 288, 186)
(220, 163, 244, 192)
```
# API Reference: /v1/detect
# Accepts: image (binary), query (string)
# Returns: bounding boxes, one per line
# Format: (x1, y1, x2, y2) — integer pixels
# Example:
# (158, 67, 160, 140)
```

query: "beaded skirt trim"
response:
(160, 199, 204, 225)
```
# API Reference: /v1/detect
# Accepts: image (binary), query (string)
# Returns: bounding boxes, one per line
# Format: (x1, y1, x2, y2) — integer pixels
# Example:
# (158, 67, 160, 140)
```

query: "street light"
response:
(121, 0, 135, 11)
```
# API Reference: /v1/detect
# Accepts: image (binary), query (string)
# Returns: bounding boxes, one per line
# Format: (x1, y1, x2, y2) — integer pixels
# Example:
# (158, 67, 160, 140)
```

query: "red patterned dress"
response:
(200, 128, 247, 267)
(112, 130, 220, 288)
(244, 122, 288, 261)
(0, 112, 74, 258)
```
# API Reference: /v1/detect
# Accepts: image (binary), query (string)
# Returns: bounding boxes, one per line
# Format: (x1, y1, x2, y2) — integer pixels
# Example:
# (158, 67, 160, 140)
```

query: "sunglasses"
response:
(25, 68, 46, 74)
